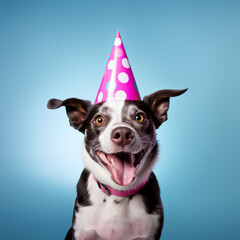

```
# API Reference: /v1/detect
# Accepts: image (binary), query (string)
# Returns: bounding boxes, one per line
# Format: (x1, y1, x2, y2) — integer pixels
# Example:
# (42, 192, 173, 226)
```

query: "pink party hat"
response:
(94, 31, 141, 104)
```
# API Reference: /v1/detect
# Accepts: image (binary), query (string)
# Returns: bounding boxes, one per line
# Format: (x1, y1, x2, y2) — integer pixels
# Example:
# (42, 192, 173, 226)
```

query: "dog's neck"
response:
(93, 175, 149, 197)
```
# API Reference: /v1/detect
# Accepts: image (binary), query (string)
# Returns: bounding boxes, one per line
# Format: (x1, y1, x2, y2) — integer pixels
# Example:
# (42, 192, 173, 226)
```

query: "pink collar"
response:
(93, 176, 149, 197)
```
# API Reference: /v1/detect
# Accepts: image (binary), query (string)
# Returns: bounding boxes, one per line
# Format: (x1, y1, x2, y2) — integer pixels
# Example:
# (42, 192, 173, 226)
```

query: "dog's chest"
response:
(73, 174, 159, 240)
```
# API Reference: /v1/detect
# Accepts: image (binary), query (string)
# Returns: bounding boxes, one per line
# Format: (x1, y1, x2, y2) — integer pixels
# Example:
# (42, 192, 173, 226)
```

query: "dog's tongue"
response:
(107, 153, 135, 186)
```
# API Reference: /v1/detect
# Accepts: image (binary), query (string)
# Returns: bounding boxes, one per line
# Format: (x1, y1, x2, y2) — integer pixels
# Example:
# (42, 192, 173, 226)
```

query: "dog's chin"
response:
(96, 150, 145, 186)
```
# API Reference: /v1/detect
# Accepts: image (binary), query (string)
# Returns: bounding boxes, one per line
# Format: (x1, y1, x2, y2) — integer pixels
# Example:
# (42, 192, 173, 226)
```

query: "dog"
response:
(47, 88, 187, 240)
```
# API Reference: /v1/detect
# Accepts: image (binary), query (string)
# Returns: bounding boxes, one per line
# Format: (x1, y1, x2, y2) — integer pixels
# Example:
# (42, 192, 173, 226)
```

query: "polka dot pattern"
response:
(118, 72, 129, 83)
(94, 31, 141, 104)
(114, 37, 122, 46)
(114, 48, 123, 58)
(107, 60, 115, 70)
(106, 81, 117, 91)
(122, 58, 130, 68)
(115, 90, 127, 100)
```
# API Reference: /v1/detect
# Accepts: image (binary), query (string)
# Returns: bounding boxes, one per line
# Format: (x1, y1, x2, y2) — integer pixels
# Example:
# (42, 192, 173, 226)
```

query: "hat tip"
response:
(116, 30, 121, 37)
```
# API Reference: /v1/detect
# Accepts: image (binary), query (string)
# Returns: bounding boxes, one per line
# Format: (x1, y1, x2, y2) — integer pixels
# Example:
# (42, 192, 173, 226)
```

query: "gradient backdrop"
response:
(1, 0, 240, 239)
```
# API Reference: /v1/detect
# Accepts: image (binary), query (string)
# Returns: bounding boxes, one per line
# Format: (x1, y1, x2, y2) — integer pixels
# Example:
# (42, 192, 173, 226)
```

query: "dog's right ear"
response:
(143, 89, 188, 128)
(47, 98, 92, 132)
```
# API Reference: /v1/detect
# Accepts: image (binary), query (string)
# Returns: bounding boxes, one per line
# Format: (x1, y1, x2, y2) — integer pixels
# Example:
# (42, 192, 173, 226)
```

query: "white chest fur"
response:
(73, 174, 159, 240)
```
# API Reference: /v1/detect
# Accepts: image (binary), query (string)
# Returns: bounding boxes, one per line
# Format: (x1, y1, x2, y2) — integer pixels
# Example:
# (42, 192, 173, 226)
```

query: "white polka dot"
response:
(114, 37, 122, 46)
(122, 58, 130, 68)
(118, 72, 129, 83)
(107, 60, 115, 70)
(98, 92, 103, 102)
(114, 48, 123, 57)
(115, 90, 127, 100)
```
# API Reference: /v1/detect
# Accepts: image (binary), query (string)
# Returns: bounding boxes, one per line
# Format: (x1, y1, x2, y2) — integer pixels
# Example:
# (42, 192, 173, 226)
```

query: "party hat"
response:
(94, 31, 141, 104)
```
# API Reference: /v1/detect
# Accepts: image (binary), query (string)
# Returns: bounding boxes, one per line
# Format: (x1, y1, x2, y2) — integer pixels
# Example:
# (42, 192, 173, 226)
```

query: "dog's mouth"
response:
(96, 150, 145, 186)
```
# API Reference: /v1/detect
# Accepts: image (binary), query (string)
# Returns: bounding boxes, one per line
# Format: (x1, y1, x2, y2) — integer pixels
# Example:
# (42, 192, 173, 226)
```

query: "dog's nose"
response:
(111, 127, 134, 147)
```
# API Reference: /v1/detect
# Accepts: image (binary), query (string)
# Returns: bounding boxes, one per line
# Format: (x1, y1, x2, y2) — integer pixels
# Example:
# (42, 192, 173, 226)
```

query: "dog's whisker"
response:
(141, 137, 155, 142)
(140, 133, 155, 140)
(141, 140, 156, 145)
(142, 145, 155, 153)
(141, 143, 155, 147)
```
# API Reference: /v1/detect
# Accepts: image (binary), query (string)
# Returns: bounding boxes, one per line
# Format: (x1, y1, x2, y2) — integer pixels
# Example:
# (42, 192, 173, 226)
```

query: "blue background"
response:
(1, 0, 239, 239)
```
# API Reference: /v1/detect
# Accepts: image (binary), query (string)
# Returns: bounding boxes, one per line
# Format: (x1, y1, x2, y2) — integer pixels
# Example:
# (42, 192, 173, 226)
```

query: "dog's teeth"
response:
(111, 158, 115, 167)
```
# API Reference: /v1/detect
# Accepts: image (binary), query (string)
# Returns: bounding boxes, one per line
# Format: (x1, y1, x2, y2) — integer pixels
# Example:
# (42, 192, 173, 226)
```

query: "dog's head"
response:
(48, 89, 187, 190)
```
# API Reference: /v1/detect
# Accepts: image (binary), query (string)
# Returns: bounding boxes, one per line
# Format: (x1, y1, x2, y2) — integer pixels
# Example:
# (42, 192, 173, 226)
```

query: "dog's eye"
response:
(95, 115, 105, 125)
(134, 113, 145, 123)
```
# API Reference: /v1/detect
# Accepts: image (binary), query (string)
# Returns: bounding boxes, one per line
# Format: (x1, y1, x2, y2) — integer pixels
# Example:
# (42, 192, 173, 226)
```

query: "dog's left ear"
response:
(47, 98, 92, 132)
(143, 89, 188, 128)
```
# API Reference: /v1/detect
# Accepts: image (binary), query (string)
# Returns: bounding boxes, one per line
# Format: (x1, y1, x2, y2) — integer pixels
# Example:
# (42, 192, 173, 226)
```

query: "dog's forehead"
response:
(122, 101, 142, 116)
(99, 101, 124, 115)
(98, 101, 141, 118)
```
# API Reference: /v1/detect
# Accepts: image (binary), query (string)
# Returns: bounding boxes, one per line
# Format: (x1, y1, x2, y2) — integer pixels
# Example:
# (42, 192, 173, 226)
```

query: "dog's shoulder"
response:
(76, 168, 92, 207)
(139, 172, 163, 214)
(138, 172, 164, 239)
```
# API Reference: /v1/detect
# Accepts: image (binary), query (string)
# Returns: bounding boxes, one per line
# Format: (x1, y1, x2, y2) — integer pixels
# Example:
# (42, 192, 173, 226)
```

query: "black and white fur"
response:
(47, 88, 187, 240)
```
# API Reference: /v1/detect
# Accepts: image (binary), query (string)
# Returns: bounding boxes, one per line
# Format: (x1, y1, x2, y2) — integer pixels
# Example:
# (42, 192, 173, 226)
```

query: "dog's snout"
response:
(111, 127, 134, 147)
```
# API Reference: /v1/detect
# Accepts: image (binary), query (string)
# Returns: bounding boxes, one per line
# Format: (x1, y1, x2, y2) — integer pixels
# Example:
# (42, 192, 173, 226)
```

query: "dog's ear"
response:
(47, 98, 92, 132)
(143, 89, 188, 128)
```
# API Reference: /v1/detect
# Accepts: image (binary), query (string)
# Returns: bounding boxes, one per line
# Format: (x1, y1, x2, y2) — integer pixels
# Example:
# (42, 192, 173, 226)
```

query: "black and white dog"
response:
(47, 88, 187, 240)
